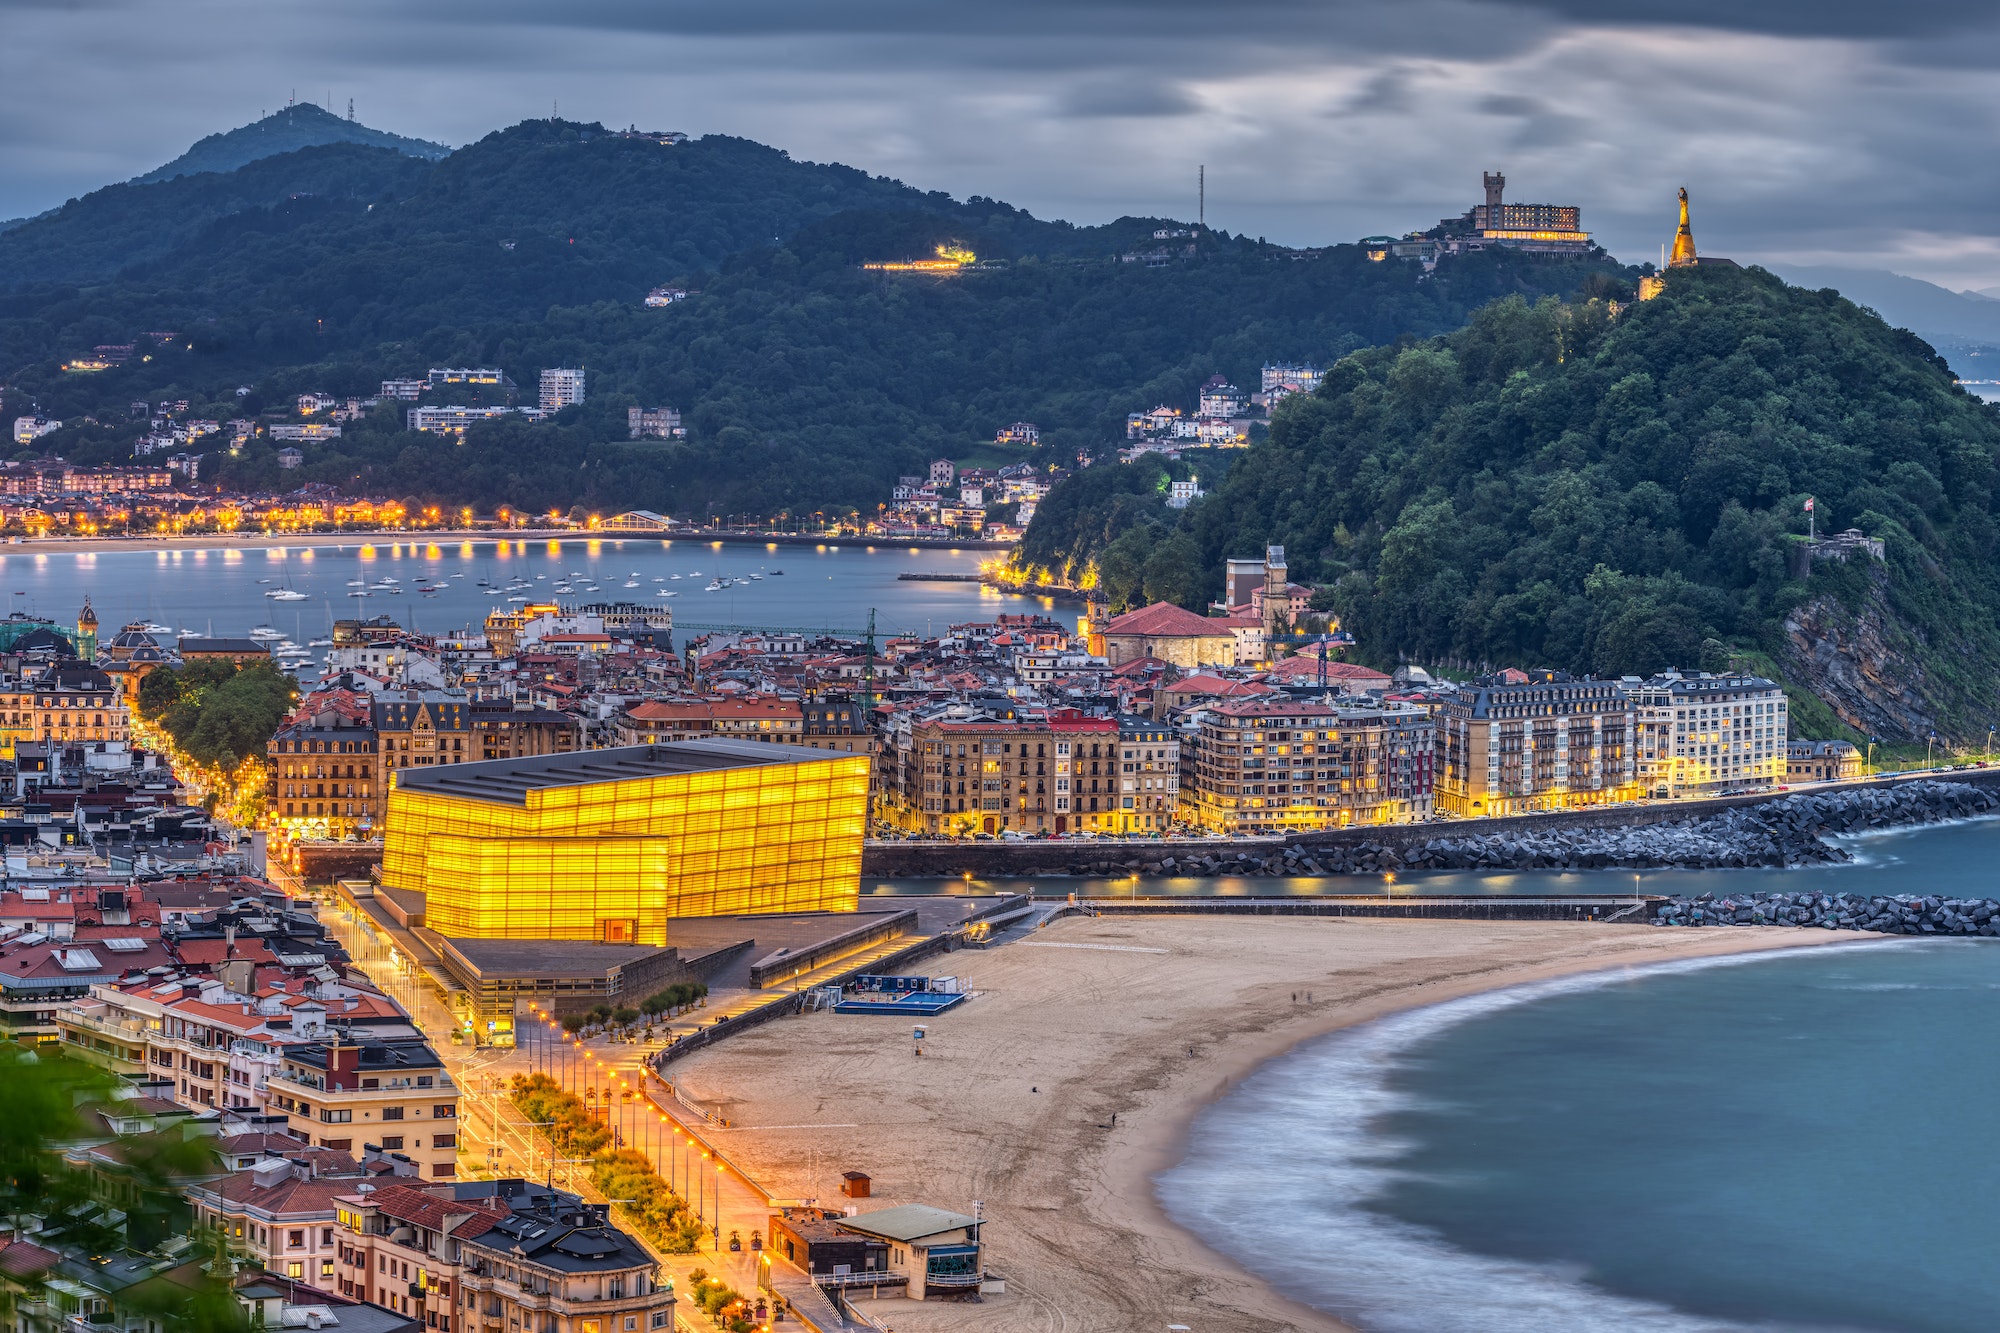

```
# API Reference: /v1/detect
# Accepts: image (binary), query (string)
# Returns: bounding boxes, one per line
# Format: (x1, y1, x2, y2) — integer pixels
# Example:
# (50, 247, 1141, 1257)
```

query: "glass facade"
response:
(381, 744, 868, 942)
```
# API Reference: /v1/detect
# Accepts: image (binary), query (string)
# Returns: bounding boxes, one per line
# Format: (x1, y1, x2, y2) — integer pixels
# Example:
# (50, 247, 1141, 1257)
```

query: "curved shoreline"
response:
(1146, 933, 1905, 1332)
(662, 916, 1874, 1332)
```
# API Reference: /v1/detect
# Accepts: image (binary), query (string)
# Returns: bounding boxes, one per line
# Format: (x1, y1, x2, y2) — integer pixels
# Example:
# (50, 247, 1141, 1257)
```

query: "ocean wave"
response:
(1156, 949, 1897, 1333)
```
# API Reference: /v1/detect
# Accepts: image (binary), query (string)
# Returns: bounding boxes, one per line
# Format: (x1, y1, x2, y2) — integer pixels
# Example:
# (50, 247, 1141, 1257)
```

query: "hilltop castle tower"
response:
(1484, 171, 1505, 211)
(75, 597, 97, 663)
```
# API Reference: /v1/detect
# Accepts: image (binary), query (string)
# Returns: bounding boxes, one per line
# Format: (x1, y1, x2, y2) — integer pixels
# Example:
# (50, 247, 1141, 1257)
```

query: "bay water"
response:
(1158, 818, 2000, 1332)
(0, 538, 1066, 666)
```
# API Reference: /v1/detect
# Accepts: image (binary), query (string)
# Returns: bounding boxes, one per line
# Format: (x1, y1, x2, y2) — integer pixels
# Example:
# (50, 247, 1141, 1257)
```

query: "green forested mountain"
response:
(0, 120, 1619, 514)
(0, 144, 432, 288)
(131, 103, 448, 186)
(1017, 266, 2000, 742)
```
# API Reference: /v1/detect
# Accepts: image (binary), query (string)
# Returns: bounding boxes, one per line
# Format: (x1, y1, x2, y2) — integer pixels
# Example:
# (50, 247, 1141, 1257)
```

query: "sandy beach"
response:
(666, 914, 1871, 1333)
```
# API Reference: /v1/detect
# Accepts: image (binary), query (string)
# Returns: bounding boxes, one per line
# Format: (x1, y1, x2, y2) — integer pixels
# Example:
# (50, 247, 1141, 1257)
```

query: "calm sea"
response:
(0, 538, 1068, 664)
(1158, 819, 2000, 1332)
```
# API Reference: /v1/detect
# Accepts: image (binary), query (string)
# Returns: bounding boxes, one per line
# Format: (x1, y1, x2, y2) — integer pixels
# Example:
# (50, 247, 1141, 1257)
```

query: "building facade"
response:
(1109, 714, 1180, 834)
(381, 741, 869, 942)
(1786, 739, 1863, 783)
(1436, 672, 1638, 817)
(539, 369, 586, 413)
(1630, 671, 1787, 798)
(1179, 697, 1435, 833)
(268, 1038, 460, 1178)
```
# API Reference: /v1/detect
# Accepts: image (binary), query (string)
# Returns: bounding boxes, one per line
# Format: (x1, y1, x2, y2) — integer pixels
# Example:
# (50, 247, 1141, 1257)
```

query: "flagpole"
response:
(1807, 495, 1815, 542)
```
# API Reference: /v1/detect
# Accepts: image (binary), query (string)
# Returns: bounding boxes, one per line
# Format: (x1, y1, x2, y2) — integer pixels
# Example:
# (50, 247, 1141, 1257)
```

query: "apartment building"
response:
(1629, 671, 1788, 798)
(60, 971, 417, 1118)
(1436, 670, 1638, 817)
(268, 1038, 460, 1177)
(1179, 696, 1435, 833)
(879, 709, 1121, 836)
(539, 368, 586, 413)
(613, 696, 804, 746)
(269, 713, 381, 838)
(187, 1148, 371, 1290)
(1109, 714, 1181, 834)
(331, 1182, 669, 1333)
(0, 660, 130, 757)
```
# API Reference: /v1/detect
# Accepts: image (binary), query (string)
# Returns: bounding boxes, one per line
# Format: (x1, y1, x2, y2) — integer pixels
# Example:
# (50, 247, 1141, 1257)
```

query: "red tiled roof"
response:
(174, 938, 278, 968)
(0, 1241, 61, 1278)
(1166, 674, 1272, 697)
(1101, 603, 1229, 638)
(361, 1183, 507, 1237)
(1264, 657, 1391, 684)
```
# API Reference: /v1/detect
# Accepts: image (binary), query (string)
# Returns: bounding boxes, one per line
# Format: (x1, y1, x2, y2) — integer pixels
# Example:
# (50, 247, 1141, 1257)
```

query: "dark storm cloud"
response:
(5, 0, 2000, 284)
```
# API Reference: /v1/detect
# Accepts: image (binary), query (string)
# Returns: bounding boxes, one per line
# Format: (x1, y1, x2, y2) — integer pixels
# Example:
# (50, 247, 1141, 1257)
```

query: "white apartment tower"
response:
(540, 367, 586, 412)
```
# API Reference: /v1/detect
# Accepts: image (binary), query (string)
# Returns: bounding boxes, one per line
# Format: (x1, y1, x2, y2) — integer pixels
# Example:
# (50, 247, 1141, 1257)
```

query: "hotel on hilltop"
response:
(1364, 170, 1598, 266)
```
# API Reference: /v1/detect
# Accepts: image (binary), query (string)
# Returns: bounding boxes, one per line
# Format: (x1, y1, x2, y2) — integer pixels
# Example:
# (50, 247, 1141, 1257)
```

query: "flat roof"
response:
(394, 739, 853, 806)
(838, 1203, 979, 1244)
(438, 936, 677, 980)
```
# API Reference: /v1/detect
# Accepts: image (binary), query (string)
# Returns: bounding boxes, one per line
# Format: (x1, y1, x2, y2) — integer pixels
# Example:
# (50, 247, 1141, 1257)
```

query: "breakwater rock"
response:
(1050, 781, 1997, 879)
(1653, 890, 2000, 933)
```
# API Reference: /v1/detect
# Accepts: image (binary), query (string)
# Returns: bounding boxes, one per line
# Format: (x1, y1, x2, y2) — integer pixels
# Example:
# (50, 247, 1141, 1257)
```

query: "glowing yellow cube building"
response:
(380, 741, 868, 943)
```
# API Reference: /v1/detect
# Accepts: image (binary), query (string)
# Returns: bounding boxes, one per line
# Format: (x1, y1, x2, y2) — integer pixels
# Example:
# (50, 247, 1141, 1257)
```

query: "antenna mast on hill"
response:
(347, 98, 355, 122)
(1199, 165, 1205, 231)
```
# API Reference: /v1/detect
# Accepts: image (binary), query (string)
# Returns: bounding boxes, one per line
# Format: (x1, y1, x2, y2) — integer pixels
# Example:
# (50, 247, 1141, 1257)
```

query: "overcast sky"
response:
(8, 0, 2000, 288)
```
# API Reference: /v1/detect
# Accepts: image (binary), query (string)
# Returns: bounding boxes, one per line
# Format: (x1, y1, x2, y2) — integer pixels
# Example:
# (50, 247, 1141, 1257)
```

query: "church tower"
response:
(76, 597, 98, 662)
(1669, 187, 1698, 268)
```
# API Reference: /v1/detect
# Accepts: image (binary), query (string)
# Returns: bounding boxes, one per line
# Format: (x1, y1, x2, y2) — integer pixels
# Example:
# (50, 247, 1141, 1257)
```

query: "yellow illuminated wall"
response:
(381, 753, 869, 942)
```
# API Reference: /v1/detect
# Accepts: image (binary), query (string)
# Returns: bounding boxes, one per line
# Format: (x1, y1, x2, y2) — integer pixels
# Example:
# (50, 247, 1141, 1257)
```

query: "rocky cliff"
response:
(1780, 566, 1954, 742)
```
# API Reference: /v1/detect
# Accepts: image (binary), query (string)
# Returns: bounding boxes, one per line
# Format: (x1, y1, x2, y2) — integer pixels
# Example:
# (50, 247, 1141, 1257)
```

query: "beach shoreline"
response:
(664, 916, 1873, 1333)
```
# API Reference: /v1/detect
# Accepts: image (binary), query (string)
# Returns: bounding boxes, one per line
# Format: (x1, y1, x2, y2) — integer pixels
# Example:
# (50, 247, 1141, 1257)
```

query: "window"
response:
(288, 1262, 304, 1279)
(289, 1230, 305, 1249)
(433, 1133, 456, 1149)
(381, 1136, 404, 1150)
(322, 1228, 334, 1246)
(322, 1109, 352, 1124)
(650, 1315, 670, 1330)
(433, 1105, 455, 1119)
(382, 1107, 405, 1121)
(624, 1319, 637, 1330)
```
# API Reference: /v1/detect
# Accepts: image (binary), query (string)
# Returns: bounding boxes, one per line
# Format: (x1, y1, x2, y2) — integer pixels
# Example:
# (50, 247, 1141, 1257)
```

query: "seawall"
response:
(861, 770, 2000, 879)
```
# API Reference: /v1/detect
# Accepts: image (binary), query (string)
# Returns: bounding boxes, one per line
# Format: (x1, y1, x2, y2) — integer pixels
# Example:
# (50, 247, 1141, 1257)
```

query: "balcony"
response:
(59, 1010, 148, 1040)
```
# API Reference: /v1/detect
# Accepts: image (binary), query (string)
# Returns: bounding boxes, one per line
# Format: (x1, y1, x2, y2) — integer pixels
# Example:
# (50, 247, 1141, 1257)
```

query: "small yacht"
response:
(267, 588, 308, 602)
(249, 626, 284, 641)
(308, 638, 333, 648)
(704, 580, 723, 592)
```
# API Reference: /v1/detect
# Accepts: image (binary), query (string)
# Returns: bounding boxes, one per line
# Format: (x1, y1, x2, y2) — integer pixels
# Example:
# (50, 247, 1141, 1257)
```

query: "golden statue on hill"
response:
(1669, 187, 1698, 267)
(1639, 186, 1730, 300)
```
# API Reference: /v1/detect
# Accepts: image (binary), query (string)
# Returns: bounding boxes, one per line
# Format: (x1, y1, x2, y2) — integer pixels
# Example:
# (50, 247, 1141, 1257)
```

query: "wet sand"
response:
(665, 914, 1866, 1333)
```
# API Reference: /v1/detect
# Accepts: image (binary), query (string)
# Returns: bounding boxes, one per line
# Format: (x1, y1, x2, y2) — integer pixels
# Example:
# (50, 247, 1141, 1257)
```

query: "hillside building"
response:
(539, 368, 586, 413)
